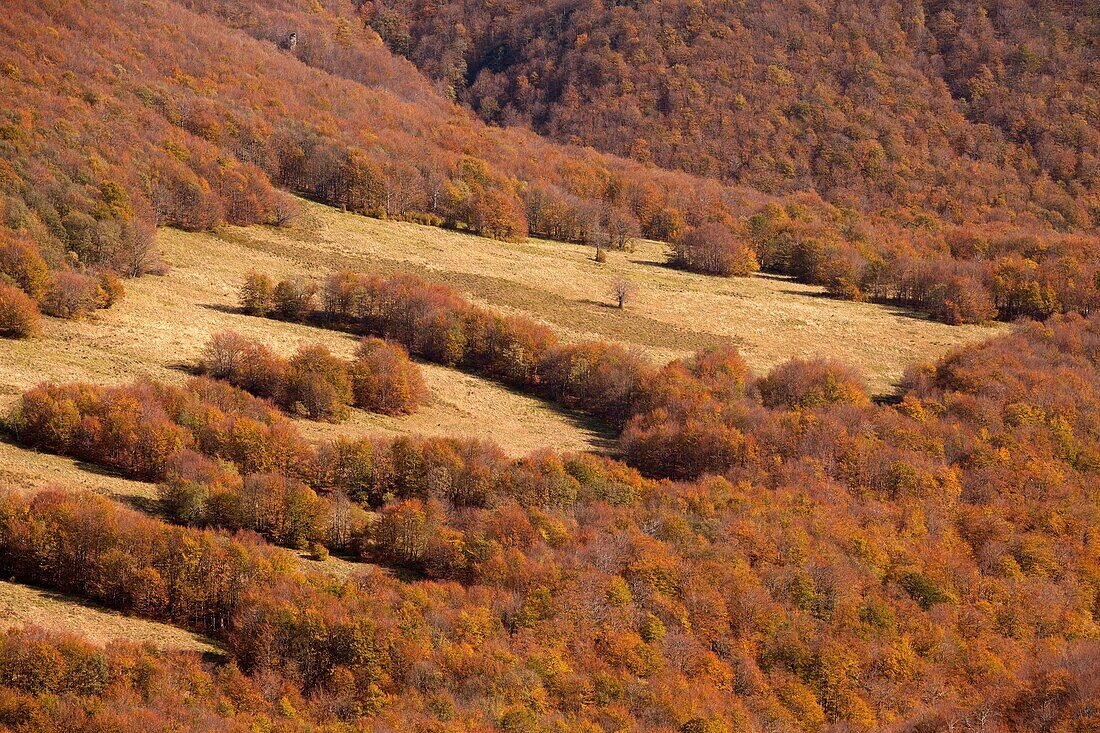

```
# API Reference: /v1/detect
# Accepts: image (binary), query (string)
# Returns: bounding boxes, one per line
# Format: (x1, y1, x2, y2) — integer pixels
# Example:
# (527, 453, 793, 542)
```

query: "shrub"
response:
(201, 331, 286, 398)
(273, 277, 317, 321)
(540, 341, 653, 426)
(621, 409, 751, 479)
(270, 192, 302, 227)
(13, 382, 190, 479)
(368, 498, 441, 566)
(688, 345, 750, 400)
(200, 331, 253, 380)
(0, 282, 41, 338)
(670, 223, 758, 277)
(898, 571, 953, 610)
(239, 272, 276, 316)
(756, 358, 868, 409)
(158, 449, 242, 526)
(96, 272, 126, 307)
(282, 345, 352, 421)
(350, 337, 427, 415)
(0, 235, 51, 301)
(930, 275, 997, 325)
(40, 271, 100, 318)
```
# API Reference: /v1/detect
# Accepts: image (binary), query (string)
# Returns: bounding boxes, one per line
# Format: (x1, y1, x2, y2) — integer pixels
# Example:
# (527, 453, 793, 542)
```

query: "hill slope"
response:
(0, 0, 761, 277)
(0, 207, 616, 457)
(365, 0, 1100, 229)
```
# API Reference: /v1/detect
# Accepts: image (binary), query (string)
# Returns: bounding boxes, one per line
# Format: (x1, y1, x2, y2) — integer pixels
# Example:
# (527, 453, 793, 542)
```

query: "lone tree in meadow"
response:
(609, 276, 637, 309)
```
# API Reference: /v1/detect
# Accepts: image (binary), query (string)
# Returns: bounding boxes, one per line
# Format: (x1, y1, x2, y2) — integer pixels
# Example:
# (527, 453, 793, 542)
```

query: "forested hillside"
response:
(0, 0, 762, 328)
(3, 294, 1100, 731)
(5, 0, 1100, 339)
(364, 0, 1099, 230)
(1, 2, 1099, 731)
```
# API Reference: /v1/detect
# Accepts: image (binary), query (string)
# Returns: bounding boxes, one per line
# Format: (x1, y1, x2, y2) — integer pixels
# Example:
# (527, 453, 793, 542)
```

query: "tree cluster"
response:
(0, 230, 124, 335)
(669, 223, 759, 277)
(744, 195, 1100, 324)
(200, 330, 426, 421)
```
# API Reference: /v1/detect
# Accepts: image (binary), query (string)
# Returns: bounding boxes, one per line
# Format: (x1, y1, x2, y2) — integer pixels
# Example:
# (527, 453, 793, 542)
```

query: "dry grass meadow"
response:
(211, 200, 1003, 393)
(0, 196, 1007, 501)
(0, 580, 221, 654)
(0, 196, 1006, 500)
(0, 199, 1004, 647)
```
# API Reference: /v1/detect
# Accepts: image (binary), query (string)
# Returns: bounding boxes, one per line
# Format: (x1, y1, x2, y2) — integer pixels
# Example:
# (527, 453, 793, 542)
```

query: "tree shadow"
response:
(873, 391, 904, 406)
(0, 427, 23, 448)
(104, 490, 166, 518)
(69, 459, 126, 479)
(542, 401, 620, 454)
(167, 361, 202, 376)
(200, 303, 242, 316)
(577, 298, 619, 310)
(754, 272, 796, 282)
(24, 585, 229, 659)
(876, 305, 942, 323)
(777, 288, 834, 300)
(626, 257, 673, 269)
(442, 365, 621, 454)
(772, 287, 963, 324)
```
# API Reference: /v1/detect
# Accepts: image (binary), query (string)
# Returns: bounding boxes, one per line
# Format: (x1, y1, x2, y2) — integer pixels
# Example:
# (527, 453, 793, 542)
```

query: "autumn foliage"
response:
(670, 223, 759, 277)
(4, 0, 1100, 730)
(199, 331, 425, 420)
(364, 0, 1100, 234)
(6, 312, 1100, 730)
(3, 0, 1098, 331)
(0, 282, 40, 338)
(755, 358, 869, 410)
(0, 0, 783, 325)
(350, 337, 427, 416)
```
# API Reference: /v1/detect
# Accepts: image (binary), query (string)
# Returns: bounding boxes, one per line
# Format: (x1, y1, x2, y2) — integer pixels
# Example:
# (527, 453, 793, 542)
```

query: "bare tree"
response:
(271, 191, 302, 227)
(609, 276, 637, 309)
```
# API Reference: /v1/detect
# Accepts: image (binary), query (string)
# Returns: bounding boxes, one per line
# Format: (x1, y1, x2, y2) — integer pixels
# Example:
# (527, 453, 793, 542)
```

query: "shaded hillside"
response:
(364, 0, 1099, 230)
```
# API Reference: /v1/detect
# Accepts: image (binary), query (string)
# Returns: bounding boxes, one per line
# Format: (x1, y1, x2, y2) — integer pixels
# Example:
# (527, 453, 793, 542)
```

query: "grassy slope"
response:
(0, 198, 1003, 417)
(0, 209, 613, 458)
(218, 199, 1003, 393)
(0, 198, 1006, 651)
(0, 580, 221, 654)
(0, 197, 1006, 477)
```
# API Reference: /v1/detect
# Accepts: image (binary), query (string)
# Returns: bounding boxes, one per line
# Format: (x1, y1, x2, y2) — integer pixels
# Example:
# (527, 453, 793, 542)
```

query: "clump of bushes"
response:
(239, 272, 276, 316)
(273, 276, 317, 320)
(755, 358, 868, 409)
(350, 337, 427, 415)
(200, 331, 425, 420)
(0, 282, 41, 338)
(282, 344, 354, 421)
(248, 270, 654, 426)
(669, 223, 758, 277)
(1, 231, 127, 324)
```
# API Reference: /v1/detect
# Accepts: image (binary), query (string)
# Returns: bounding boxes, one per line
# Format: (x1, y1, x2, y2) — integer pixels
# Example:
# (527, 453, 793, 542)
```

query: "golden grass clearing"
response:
(215, 200, 1006, 395)
(0, 439, 157, 509)
(0, 580, 221, 654)
(0, 215, 613, 460)
(0, 197, 1004, 483)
